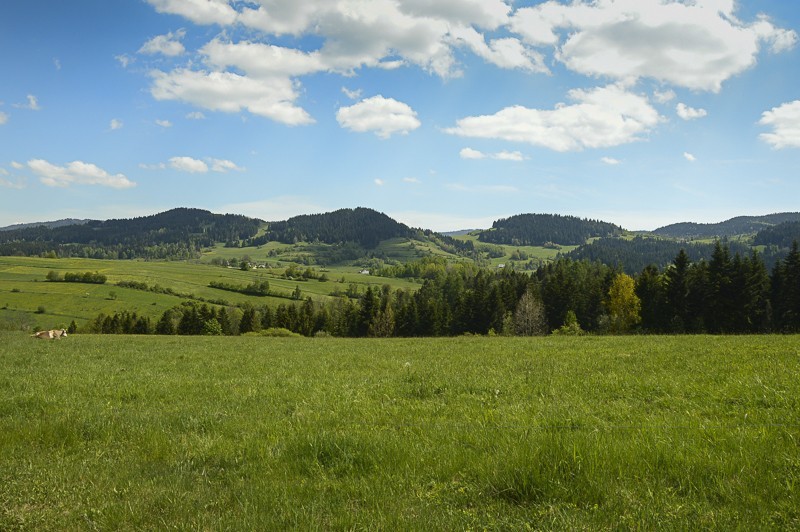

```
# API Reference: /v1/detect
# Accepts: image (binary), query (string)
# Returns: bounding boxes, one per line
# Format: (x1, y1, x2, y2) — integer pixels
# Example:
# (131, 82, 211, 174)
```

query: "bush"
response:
(35, 306, 46, 314)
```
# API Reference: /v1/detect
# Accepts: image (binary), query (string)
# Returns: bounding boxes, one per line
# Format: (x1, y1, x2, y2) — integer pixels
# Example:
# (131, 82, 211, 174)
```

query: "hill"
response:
(652, 213, 800, 239)
(477, 214, 624, 246)
(0, 218, 90, 232)
(258, 207, 413, 249)
(753, 221, 800, 248)
(0, 208, 262, 259)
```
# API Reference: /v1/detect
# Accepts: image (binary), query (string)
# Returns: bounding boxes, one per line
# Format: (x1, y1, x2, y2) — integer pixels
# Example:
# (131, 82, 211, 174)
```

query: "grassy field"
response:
(1, 334, 798, 529)
(0, 256, 422, 330)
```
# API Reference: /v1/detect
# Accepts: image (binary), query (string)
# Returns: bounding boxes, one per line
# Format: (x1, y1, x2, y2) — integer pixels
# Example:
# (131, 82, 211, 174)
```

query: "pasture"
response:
(1, 334, 798, 529)
(0, 256, 421, 330)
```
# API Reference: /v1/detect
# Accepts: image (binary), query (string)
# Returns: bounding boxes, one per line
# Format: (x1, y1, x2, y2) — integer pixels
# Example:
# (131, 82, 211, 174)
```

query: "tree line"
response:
(87, 241, 800, 337)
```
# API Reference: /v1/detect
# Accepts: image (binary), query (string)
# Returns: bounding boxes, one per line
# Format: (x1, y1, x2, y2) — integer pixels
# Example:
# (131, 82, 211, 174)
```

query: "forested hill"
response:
(754, 221, 800, 248)
(0, 208, 262, 259)
(259, 207, 412, 248)
(652, 213, 800, 239)
(477, 214, 624, 246)
(0, 218, 90, 232)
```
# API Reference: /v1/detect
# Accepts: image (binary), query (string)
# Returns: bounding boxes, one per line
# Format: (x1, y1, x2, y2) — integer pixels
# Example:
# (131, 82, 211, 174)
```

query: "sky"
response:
(1, 0, 799, 232)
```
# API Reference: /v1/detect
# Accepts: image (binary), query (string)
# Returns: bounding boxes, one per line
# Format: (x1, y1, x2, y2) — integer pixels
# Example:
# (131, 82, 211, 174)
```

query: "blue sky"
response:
(1, 0, 799, 232)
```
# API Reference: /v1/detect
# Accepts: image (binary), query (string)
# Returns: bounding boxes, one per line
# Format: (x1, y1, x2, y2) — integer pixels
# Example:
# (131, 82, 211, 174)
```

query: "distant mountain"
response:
(260, 207, 412, 248)
(652, 213, 800, 239)
(0, 218, 90, 232)
(477, 213, 624, 246)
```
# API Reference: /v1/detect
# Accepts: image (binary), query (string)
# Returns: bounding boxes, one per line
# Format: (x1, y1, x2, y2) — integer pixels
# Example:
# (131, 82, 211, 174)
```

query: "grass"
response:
(1, 334, 798, 529)
(0, 256, 421, 330)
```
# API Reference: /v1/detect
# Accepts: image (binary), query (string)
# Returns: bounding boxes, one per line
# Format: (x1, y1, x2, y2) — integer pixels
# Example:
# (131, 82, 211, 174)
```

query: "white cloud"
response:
(374, 178, 385, 186)
(397, 0, 511, 30)
(162, 156, 243, 173)
(337, 95, 421, 138)
(28, 159, 136, 189)
(684, 152, 697, 162)
(342, 87, 362, 100)
(139, 29, 186, 57)
(447, 83, 661, 152)
(676, 103, 708, 120)
(402, 177, 420, 184)
(759, 100, 800, 149)
(460, 147, 486, 160)
(209, 158, 244, 172)
(169, 156, 209, 173)
(139, 162, 167, 171)
(53, 58, 61, 70)
(186, 111, 206, 120)
(155, 119, 173, 128)
(116, 54, 133, 68)
(146, 0, 237, 26)
(150, 68, 314, 126)
(494, 150, 525, 161)
(601, 157, 621, 165)
(110, 119, 123, 130)
(460, 147, 525, 161)
(11, 161, 24, 170)
(653, 89, 676, 104)
(0, 111, 7, 125)
(509, 0, 797, 92)
(449, 26, 548, 73)
(15, 94, 40, 111)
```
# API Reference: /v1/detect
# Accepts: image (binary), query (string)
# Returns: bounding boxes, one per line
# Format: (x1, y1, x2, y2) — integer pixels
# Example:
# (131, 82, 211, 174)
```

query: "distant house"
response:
(360, 269, 370, 275)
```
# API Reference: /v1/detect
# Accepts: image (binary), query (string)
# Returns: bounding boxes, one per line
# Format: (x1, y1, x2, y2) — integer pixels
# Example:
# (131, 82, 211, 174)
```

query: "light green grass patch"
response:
(1, 334, 797, 529)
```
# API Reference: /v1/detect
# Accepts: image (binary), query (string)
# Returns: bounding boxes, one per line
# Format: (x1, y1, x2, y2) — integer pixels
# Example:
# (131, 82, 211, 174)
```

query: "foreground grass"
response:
(1, 334, 798, 530)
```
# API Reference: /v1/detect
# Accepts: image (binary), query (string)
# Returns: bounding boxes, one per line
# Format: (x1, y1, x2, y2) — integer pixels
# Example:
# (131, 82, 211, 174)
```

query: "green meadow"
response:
(1, 334, 798, 529)
(0, 256, 421, 330)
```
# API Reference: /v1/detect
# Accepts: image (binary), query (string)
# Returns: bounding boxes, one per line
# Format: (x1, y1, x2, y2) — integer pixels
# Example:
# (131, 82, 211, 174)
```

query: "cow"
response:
(32, 329, 68, 339)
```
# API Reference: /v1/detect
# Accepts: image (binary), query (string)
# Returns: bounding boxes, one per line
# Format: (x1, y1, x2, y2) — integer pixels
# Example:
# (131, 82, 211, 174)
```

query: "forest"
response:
(477, 213, 624, 246)
(0, 208, 261, 260)
(88, 241, 800, 338)
(255, 207, 413, 248)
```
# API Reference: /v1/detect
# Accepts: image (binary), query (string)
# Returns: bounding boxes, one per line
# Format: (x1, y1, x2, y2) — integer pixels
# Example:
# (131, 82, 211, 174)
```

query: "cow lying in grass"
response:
(32, 329, 68, 339)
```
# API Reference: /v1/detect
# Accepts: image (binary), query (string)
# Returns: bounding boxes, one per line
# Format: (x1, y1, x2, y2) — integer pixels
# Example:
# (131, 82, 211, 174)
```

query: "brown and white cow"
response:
(32, 329, 68, 339)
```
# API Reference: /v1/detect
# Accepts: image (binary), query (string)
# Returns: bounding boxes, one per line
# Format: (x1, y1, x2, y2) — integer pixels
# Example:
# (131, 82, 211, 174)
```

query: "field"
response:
(0, 256, 422, 330)
(1, 334, 798, 529)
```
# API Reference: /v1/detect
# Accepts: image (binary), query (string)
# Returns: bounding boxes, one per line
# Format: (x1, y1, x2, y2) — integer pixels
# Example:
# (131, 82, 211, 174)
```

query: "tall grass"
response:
(1, 334, 798, 529)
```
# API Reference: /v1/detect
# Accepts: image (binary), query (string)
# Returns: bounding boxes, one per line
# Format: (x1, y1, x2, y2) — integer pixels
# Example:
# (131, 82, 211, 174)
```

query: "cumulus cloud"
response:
(601, 157, 621, 165)
(139, 29, 186, 56)
(447, 84, 661, 152)
(676, 103, 708, 120)
(186, 111, 206, 119)
(337, 95, 421, 138)
(150, 69, 314, 126)
(509, 0, 797, 92)
(374, 178, 385, 186)
(146, 0, 237, 26)
(653, 89, 676, 104)
(163, 156, 244, 173)
(110, 119, 123, 130)
(684, 152, 697, 162)
(155, 119, 173, 128)
(209, 158, 244, 172)
(0, 111, 7, 125)
(169, 156, 209, 173)
(28, 159, 136, 189)
(759, 100, 800, 149)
